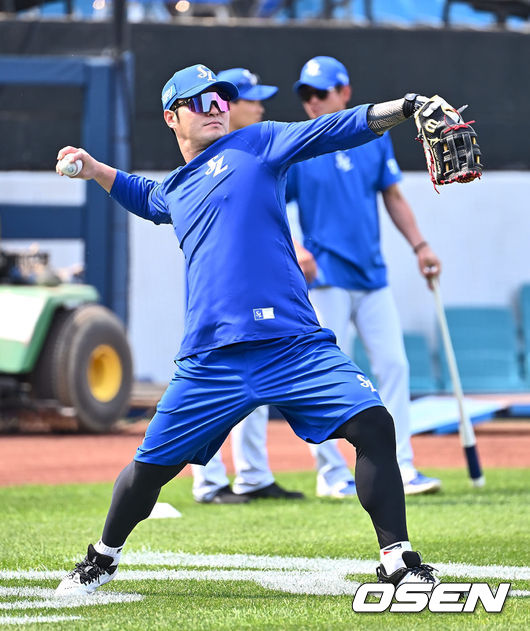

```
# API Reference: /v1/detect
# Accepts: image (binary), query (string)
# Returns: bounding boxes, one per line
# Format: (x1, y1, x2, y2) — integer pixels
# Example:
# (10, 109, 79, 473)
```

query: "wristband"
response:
(403, 93, 429, 118)
(413, 241, 428, 254)
(403, 93, 418, 118)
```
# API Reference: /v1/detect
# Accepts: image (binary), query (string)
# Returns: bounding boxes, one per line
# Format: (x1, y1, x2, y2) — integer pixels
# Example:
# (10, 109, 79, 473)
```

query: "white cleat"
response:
(55, 544, 118, 597)
(376, 550, 440, 587)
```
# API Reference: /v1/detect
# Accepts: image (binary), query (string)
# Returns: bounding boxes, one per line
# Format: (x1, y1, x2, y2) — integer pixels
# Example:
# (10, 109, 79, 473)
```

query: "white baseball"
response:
(57, 156, 83, 177)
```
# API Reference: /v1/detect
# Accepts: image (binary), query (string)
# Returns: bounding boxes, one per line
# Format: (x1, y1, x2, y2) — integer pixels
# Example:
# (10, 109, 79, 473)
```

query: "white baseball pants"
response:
(308, 285, 416, 487)
(191, 405, 274, 501)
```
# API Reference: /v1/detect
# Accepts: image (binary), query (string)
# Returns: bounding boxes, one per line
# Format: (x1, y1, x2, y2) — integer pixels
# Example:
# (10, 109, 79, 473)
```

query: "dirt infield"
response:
(0, 418, 529, 486)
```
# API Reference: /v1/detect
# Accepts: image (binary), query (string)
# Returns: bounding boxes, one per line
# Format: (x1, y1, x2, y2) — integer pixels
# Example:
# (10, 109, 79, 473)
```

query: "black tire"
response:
(31, 304, 133, 433)
(53, 304, 133, 432)
(30, 308, 72, 400)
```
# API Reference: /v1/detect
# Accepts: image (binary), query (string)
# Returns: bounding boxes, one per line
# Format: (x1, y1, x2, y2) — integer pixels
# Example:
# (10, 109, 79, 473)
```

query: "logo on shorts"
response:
(357, 374, 377, 393)
(253, 307, 275, 321)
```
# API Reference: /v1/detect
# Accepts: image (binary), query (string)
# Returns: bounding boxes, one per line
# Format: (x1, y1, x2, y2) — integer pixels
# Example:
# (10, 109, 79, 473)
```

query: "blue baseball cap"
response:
(161, 63, 239, 110)
(217, 68, 278, 102)
(293, 56, 350, 93)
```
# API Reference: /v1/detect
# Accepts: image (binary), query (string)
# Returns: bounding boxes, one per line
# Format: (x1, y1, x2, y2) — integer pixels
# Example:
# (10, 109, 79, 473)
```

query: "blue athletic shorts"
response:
(135, 328, 383, 466)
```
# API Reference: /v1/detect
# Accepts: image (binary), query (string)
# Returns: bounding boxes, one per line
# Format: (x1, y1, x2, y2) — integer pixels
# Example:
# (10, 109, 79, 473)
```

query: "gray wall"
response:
(0, 19, 528, 171)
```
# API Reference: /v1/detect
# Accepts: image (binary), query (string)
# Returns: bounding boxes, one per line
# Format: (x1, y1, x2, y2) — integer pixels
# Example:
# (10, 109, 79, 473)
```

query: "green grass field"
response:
(1, 468, 529, 630)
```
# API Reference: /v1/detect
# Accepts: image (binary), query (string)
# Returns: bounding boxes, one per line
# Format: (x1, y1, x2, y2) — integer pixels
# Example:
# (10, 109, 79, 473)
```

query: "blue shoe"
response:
(404, 472, 441, 496)
(316, 479, 357, 499)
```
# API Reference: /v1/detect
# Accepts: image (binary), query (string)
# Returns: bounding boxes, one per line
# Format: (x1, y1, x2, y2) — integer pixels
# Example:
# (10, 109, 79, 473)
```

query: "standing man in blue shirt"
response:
(55, 63, 441, 596)
(191, 67, 304, 504)
(288, 56, 442, 498)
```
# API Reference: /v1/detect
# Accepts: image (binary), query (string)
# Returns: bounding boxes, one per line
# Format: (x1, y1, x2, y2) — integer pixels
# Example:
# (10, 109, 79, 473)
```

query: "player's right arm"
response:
(56, 146, 171, 225)
(57, 146, 116, 191)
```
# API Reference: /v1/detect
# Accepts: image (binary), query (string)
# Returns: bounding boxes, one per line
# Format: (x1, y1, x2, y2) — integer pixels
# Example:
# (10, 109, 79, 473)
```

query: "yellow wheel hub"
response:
(87, 344, 122, 402)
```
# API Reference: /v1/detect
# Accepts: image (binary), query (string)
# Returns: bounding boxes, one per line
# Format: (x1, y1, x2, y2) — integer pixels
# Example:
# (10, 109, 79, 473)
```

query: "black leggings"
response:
(102, 460, 186, 546)
(101, 406, 407, 549)
(330, 406, 408, 547)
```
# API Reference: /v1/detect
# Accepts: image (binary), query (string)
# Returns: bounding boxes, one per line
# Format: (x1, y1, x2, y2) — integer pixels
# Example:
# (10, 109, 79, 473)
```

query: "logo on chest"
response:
(335, 151, 354, 173)
(253, 308, 275, 321)
(205, 154, 228, 178)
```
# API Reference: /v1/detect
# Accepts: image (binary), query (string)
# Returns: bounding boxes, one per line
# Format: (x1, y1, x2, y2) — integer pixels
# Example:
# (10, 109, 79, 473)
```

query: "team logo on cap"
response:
(242, 69, 258, 86)
(305, 60, 321, 76)
(162, 84, 176, 105)
(197, 65, 215, 82)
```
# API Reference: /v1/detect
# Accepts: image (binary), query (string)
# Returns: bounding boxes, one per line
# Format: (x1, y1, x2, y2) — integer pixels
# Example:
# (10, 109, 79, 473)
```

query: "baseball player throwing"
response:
(191, 67, 304, 503)
(55, 63, 441, 596)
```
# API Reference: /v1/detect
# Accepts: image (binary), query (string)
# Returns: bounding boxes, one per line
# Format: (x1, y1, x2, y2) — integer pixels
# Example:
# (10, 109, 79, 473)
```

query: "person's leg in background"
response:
(231, 406, 273, 493)
(192, 451, 248, 504)
(308, 286, 357, 498)
(193, 407, 305, 501)
(353, 286, 441, 495)
(232, 406, 305, 499)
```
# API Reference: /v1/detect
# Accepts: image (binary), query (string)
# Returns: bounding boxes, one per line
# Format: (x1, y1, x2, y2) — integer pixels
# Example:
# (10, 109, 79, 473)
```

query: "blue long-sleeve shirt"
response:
(110, 105, 377, 359)
(286, 133, 402, 290)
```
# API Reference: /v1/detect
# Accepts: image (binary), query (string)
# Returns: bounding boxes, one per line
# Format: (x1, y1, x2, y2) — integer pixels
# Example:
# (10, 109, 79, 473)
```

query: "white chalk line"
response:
(0, 588, 55, 598)
(0, 615, 81, 625)
(3, 574, 525, 607)
(0, 587, 143, 625)
(120, 551, 530, 581)
(1, 553, 529, 627)
(0, 552, 528, 600)
(0, 587, 143, 610)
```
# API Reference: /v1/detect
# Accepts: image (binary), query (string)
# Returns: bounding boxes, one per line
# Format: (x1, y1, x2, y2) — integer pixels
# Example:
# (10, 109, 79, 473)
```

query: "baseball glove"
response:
(414, 95, 482, 189)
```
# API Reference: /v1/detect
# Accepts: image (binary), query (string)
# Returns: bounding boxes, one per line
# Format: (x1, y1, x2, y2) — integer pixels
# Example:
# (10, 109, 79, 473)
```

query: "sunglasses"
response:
(171, 91, 230, 114)
(297, 85, 333, 103)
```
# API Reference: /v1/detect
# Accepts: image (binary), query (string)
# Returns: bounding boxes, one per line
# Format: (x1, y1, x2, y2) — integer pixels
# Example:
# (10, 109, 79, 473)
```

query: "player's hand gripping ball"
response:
(414, 95, 482, 189)
(57, 156, 83, 177)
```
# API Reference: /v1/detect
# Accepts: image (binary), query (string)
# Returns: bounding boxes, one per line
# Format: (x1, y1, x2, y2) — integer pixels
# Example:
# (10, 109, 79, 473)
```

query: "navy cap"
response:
(161, 64, 239, 110)
(217, 68, 278, 102)
(293, 56, 350, 93)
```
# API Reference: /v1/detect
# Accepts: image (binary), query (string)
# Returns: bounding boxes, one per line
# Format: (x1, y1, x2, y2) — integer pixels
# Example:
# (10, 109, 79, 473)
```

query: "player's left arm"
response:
(262, 95, 428, 171)
(382, 183, 441, 289)
(262, 105, 377, 170)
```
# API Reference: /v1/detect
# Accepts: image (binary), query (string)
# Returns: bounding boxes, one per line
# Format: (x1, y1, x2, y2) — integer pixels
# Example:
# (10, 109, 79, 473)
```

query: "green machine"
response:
(0, 248, 133, 432)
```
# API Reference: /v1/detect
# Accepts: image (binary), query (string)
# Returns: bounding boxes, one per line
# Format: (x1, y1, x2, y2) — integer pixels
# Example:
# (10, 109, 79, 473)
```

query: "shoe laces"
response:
(406, 563, 437, 583)
(71, 557, 111, 585)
